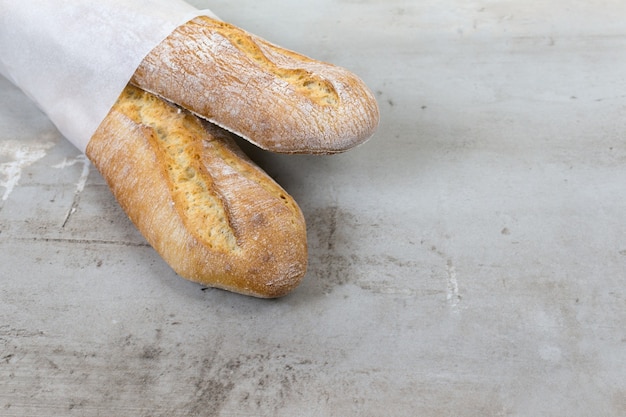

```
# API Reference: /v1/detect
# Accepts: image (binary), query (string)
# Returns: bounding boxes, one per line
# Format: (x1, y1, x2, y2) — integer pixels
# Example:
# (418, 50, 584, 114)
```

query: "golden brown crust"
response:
(86, 85, 307, 298)
(132, 16, 380, 154)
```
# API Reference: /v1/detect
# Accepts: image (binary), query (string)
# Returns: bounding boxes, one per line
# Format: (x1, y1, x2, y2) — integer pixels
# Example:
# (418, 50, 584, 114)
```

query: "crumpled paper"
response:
(0, 0, 217, 152)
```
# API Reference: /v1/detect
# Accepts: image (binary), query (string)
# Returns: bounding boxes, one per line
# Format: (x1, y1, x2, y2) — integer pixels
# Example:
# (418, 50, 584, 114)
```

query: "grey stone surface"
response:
(1, 1, 625, 415)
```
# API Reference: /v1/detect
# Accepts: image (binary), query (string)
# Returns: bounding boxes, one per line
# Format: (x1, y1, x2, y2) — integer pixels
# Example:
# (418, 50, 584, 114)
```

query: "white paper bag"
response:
(0, 0, 217, 151)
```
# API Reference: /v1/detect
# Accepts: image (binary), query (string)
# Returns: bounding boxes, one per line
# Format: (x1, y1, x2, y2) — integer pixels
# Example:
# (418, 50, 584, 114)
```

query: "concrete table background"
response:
(1, 0, 625, 415)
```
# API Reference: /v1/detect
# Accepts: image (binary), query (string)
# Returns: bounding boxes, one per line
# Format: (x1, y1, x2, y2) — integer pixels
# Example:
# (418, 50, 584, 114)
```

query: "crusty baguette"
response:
(86, 85, 307, 298)
(132, 16, 379, 154)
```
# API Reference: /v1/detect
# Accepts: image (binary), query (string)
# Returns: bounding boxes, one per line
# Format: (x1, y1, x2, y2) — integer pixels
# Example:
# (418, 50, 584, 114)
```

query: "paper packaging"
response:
(0, 0, 217, 152)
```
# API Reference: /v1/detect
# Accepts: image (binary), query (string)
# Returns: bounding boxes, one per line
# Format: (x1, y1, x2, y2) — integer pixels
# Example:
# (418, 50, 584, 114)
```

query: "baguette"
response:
(132, 16, 379, 154)
(86, 85, 307, 298)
